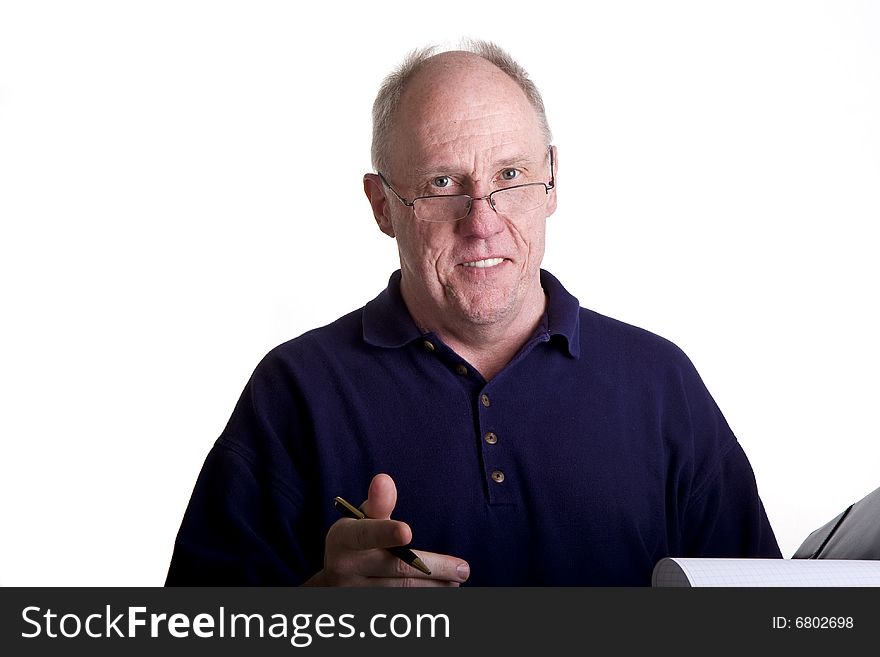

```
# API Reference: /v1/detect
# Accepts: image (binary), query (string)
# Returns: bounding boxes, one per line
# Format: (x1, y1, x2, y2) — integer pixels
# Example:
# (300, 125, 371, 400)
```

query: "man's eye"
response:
(432, 176, 451, 188)
(501, 169, 518, 181)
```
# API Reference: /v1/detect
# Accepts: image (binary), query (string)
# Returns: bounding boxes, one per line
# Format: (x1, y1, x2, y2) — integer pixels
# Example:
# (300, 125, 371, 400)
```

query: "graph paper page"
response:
(652, 558, 880, 587)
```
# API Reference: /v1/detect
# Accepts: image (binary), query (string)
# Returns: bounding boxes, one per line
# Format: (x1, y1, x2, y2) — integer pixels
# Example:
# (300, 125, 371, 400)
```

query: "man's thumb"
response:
(360, 473, 397, 520)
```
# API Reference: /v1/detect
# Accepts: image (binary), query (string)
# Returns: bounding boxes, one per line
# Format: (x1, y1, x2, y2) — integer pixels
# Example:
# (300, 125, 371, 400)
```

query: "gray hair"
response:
(370, 39, 553, 173)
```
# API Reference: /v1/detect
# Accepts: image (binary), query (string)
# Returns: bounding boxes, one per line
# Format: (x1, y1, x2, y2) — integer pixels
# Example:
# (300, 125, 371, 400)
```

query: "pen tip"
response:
(412, 557, 431, 575)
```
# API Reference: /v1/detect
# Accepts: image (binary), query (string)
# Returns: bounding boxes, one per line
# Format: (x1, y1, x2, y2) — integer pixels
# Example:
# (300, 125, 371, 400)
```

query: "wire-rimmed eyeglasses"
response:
(378, 147, 555, 223)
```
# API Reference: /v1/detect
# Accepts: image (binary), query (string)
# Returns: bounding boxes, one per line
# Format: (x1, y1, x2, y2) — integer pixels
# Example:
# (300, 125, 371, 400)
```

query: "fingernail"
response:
(456, 562, 470, 581)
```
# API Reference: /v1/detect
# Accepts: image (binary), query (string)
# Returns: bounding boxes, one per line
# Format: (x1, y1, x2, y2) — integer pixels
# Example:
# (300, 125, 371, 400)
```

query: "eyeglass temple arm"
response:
(377, 172, 415, 207)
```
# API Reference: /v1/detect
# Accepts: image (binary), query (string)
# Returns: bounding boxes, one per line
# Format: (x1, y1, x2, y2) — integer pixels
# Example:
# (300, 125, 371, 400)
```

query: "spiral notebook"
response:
(652, 558, 880, 587)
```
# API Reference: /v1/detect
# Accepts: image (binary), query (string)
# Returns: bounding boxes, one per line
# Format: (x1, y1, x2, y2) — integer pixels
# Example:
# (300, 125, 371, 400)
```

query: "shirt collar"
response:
(540, 269, 581, 358)
(362, 269, 581, 358)
(361, 271, 423, 348)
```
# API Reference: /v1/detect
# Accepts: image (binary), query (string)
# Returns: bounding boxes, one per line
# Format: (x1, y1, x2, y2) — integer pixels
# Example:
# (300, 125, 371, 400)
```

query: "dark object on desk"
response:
(793, 484, 880, 559)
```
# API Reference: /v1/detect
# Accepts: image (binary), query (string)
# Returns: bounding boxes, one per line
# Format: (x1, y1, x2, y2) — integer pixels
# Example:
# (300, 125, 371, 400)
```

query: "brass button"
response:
(455, 364, 468, 376)
(491, 470, 505, 483)
(481, 394, 490, 407)
(484, 432, 498, 445)
(422, 340, 435, 351)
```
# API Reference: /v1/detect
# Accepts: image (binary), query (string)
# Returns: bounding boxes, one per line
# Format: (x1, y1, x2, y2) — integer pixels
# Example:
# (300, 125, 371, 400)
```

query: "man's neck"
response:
(404, 282, 547, 381)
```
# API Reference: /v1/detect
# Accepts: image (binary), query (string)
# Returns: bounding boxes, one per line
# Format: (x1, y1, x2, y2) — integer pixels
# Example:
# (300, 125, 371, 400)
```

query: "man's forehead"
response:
(409, 151, 540, 178)
(394, 119, 546, 181)
(400, 105, 546, 168)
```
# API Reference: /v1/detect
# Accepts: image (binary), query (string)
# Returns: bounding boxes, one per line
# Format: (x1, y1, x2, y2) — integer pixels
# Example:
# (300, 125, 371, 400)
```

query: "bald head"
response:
(370, 41, 552, 174)
(398, 51, 529, 122)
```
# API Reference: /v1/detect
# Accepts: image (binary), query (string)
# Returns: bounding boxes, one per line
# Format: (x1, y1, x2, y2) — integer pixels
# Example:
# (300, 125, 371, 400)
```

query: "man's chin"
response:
(442, 280, 521, 327)
(454, 298, 517, 326)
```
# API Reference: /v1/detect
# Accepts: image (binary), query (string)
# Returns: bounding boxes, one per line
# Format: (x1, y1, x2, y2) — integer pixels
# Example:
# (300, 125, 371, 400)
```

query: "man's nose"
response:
(460, 194, 504, 238)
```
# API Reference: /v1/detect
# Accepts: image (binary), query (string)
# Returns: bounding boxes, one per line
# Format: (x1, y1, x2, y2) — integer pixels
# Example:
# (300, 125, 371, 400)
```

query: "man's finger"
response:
(339, 548, 469, 582)
(361, 577, 461, 588)
(342, 548, 471, 583)
(412, 551, 470, 583)
(332, 517, 412, 551)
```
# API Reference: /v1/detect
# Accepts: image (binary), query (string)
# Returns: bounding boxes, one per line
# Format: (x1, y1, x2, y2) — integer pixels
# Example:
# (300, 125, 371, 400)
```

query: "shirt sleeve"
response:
(165, 349, 323, 585)
(680, 440, 782, 558)
(658, 341, 782, 561)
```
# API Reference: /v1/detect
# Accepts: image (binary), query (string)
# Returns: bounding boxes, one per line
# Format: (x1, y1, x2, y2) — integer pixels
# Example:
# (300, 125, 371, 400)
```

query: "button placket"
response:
(478, 386, 513, 504)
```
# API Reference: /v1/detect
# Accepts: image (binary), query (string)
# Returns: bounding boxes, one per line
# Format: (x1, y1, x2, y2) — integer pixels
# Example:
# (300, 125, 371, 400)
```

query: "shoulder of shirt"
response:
(578, 306, 695, 368)
(252, 306, 368, 371)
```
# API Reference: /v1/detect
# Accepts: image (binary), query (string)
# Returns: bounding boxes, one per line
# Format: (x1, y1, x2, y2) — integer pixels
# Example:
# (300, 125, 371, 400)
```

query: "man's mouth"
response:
(461, 257, 505, 269)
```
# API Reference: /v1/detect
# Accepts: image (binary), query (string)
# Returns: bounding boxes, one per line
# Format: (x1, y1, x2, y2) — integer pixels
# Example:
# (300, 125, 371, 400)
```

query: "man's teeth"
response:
(462, 258, 504, 269)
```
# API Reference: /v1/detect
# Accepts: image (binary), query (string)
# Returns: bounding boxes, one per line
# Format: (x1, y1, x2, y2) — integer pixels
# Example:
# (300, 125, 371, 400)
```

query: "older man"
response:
(166, 41, 781, 586)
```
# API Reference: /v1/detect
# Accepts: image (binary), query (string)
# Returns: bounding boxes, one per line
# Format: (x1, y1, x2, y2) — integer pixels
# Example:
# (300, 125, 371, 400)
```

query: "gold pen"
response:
(333, 496, 432, 575)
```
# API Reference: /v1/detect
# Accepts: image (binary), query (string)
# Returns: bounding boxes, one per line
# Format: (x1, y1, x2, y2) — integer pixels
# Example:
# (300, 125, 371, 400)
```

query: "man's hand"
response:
(302, 473, 470, 587)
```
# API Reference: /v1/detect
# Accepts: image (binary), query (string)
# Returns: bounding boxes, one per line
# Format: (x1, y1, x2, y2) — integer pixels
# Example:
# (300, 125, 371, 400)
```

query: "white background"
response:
(1, 0, 878, 585)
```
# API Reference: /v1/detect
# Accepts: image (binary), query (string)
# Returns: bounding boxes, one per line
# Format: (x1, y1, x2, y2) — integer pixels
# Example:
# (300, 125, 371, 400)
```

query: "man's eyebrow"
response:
(410, 164, 458, 179)
(410, 155, 537, 179)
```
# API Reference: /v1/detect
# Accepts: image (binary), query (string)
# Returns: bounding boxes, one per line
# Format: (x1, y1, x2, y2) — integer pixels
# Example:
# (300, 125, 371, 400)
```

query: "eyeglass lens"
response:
(413, 185, 548, 222)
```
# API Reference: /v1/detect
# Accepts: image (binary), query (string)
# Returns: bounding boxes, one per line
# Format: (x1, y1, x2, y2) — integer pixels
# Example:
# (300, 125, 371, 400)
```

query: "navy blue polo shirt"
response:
(166, 269, 781, 586)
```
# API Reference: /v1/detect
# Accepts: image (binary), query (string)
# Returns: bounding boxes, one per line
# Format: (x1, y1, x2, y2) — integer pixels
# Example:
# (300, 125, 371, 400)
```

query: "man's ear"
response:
(546, 145, 558, 217)
(364, 174, 396, 238)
